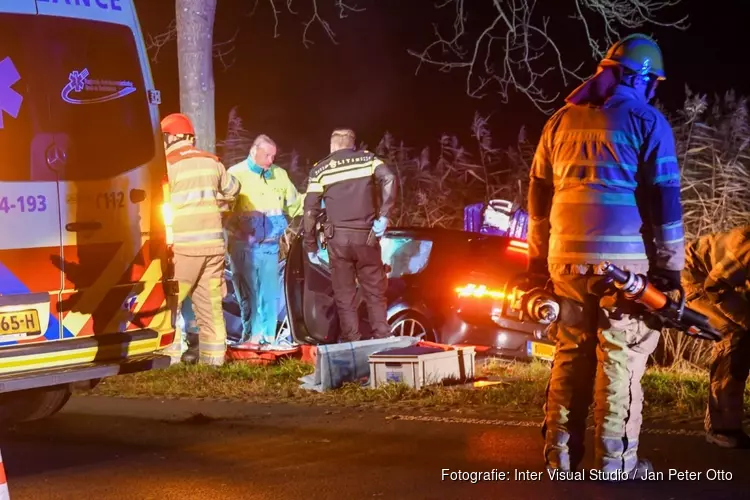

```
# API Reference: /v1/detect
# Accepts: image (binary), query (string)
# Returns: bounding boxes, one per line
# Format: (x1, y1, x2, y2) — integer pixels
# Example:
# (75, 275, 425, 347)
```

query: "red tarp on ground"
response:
(226, 346, 300, 365)
(226, 344, 318, 365)
(226, 341, 480, 366)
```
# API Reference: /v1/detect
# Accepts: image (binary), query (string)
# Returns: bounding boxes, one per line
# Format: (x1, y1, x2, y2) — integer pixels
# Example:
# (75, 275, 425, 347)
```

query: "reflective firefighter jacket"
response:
(302, 148, 396, 254)
(527, 84, 685, 273)
(227, 159, 301, 248)
(166, 141, 240, 256)
(683, 225, 750, 331)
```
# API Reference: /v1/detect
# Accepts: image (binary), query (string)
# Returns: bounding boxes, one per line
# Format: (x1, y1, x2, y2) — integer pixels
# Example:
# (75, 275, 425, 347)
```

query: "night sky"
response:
(136, 0, 749, 162)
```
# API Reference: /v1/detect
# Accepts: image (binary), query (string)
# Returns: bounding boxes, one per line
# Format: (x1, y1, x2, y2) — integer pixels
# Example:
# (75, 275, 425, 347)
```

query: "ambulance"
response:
(0, 0, 176, 423)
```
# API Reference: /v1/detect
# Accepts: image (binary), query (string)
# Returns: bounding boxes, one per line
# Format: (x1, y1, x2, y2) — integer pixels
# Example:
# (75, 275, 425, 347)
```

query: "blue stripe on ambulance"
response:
(0, 262, 74, 346)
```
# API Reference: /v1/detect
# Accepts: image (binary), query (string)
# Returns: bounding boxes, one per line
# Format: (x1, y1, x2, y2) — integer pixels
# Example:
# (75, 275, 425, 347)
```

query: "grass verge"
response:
(86, 357, 739, 422)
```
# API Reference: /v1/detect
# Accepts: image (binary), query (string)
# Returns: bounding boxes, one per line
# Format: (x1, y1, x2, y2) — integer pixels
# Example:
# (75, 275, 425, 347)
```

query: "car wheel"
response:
(389, 311, 436, 342)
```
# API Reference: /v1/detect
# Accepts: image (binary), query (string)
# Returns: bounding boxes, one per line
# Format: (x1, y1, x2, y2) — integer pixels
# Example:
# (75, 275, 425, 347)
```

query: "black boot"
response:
(706, 430, 750, 449)
(181, 348, 199, 365)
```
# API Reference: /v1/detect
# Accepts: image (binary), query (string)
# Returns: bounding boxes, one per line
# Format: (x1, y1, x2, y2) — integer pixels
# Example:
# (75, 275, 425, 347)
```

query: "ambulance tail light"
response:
(161, 178, 174, 246)
(159, 330, 176, 348)
(160, 176, 178, 297)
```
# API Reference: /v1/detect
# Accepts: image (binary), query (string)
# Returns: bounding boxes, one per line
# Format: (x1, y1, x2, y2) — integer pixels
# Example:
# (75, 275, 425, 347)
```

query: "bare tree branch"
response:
(267, 0, 367, 48)
(146, 17, 239, 72)
(148, 1, 366, 67)
(213, 28, 241, 71)
(146, 19, 177, 63)
(408, 0, 689, 114)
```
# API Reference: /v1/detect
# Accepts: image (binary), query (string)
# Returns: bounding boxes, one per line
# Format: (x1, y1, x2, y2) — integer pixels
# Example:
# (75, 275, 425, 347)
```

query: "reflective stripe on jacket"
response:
(227, 159, 301, 247)
(166, 141, 240, 256)
(528, 84, 685, 272)
(683, 225, 750, 330)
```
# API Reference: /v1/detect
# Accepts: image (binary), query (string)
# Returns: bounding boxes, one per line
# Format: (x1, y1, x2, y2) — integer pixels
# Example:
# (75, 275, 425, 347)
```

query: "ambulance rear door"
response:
(0, 4, 66, 350)
(36, 0, 162, 345)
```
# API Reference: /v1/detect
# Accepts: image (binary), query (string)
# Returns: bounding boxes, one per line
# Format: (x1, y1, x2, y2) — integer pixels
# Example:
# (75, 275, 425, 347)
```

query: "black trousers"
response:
(327, 228, 390, 341)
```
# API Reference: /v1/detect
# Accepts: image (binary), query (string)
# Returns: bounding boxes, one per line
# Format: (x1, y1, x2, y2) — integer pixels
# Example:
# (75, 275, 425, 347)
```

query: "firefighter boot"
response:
(706, 430, 750, 449)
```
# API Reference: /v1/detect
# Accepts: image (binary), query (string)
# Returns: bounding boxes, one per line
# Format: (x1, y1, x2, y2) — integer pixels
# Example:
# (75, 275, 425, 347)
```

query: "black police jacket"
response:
(302, 148, 396, 253)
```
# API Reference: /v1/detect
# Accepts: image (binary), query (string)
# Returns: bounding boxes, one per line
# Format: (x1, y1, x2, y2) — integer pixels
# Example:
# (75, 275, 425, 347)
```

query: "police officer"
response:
(682, 225, 750, 448)
(527, 34, 685, 478)
(302, 129, 396, 342)
(161, 113, 240, 365)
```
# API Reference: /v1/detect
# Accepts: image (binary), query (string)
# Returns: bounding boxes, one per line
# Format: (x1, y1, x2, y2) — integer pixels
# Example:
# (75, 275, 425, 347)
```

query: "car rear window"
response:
(381, 236, 434, 278)
(0, 13, 153, 182)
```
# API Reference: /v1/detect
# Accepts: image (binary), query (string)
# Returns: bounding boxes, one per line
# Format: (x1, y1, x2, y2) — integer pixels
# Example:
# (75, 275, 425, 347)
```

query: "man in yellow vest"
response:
(161, 113, 240, 365)
(227, 134, 301, 348)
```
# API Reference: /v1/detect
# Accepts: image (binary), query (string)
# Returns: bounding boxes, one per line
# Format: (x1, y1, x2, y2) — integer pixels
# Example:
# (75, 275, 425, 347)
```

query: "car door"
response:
(0, 7, 66, 350)
(284, 225, 340, 344)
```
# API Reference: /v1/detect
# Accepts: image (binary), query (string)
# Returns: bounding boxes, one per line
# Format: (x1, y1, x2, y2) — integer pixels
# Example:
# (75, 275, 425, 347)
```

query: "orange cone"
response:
(0, 448, 9, 499)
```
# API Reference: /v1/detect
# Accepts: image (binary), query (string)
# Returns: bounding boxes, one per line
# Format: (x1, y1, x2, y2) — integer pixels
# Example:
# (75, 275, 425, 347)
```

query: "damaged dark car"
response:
(280, 217, 555, 361)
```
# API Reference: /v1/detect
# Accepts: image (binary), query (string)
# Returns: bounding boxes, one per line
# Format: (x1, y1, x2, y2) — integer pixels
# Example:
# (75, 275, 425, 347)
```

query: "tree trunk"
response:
(176, 0, 216, 153)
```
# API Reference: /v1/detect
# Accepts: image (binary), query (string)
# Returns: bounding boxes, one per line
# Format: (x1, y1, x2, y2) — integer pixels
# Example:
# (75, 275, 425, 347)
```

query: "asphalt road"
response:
(2, 397, 750, 500)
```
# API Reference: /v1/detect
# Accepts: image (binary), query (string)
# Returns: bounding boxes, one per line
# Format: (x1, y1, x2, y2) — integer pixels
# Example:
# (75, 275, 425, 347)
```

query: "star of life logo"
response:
(0, 56, 23, 130)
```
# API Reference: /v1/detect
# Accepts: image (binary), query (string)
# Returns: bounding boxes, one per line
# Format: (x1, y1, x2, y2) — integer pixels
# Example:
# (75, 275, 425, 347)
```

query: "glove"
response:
(372, 216, 388, 237)
(307, 252, 321, 265)
(648, 268, 681, 292)
(647, 268, 682, 303)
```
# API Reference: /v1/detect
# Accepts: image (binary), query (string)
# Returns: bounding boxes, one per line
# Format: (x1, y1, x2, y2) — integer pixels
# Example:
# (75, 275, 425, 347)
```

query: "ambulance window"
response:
(45, 17, 154, 180)
(0, 15, 41, 181)
(0, 14, 153, 182)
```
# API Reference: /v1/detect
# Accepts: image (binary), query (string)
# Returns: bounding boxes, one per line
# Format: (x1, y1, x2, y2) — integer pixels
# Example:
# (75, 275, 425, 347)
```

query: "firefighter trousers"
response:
(705, 327, 750, 433)
(683, 297, 750, 433)
(542, 272, 660, 474)
(327, 228, 390, 342)
(174, 253, 228, 365)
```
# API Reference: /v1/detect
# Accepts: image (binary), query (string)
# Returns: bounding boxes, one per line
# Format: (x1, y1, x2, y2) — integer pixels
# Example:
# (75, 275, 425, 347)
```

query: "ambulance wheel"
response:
(389, 311, 436, 342)
(0, 385, 72, 425)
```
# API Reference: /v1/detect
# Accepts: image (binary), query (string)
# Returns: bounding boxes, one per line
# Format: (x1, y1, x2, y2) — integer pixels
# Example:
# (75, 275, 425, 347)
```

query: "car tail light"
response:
(455, 283, 505, 300)
(161, 177, 174, 246)
(507, 239, 528, 255)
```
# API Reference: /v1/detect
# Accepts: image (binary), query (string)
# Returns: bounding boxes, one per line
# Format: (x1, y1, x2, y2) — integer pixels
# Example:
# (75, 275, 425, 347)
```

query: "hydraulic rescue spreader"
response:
(515, 262, 723, 342)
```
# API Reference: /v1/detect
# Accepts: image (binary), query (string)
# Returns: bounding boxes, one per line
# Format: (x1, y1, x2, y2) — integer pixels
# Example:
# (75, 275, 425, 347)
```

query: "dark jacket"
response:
(302, 148, 396, 253)
(527, 84, 685, 275)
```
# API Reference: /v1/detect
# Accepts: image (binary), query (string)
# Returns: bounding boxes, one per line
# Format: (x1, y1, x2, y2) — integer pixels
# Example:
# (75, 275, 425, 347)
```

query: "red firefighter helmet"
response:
(160, 113, 195, 136)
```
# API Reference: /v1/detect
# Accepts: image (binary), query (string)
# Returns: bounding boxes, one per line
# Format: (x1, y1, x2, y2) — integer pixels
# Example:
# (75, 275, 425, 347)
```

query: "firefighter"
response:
(302, 129, 397, 342)
(526, 34, 685, 478)
(161, 113, 240, 365)
(227, 135, 302, 348)
(682, 225, 750, 448)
